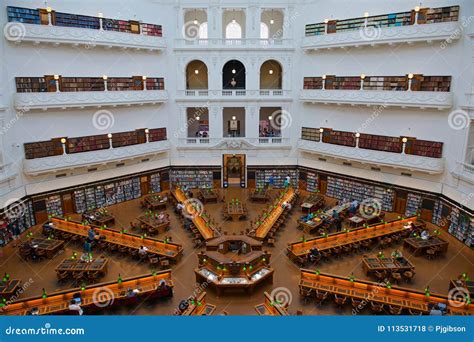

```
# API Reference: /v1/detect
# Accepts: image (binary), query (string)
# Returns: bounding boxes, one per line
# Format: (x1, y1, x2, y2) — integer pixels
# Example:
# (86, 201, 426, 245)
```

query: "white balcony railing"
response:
(300, 89, 452, 110)
(176, 89, 292, 101)
(4, 23, 166, 51)
(174, 38, 294, 50)
(302, 22, 461, 51)
(177, 138, 291, 150)
(15, 90, 168, 111)
(452, 162, 474, 184)
(298, 139, 444, 174)
(24, 140, 170, 175)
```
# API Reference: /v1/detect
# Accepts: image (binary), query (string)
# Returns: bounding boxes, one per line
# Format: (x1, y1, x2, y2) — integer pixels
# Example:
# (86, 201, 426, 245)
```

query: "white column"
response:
(246, 5, 259, 39)
(245, 105, 259, 140)
(208, 6, 222, 39)
(209, 105, 223, 139)
(281, 104, 292, 140)
(208, 56, 221, 91)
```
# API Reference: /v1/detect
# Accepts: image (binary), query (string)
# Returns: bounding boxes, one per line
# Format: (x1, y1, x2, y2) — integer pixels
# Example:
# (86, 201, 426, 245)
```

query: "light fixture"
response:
(408, 73, 414, 79)
(193, 19, 198, 25)
(360, 74, 366, 80)
(107, 133, 113, 138)
(402, 137, 408, 143)
(60, 138, 66, 144)
(269, 69, 274, 75)
(268, 116, 273, 120)
(102, 75, 108, 80)
(195, 116, 200, 121)
(414, 6, 420, 12)
(324, 19, 329, 24)
(53, 75, 59, 80)
(355, 132, 360, 138)
(144, 129, 149, 134)
(364, 12, 369, 18)
(322, 75, 326, 80)
(270, 19, 274, 25)
(142, 76, 147, 80)
(46, 7, 52, 13)
(98, 12, 103, 18)
(319, 128, 324, 133)
(194, 69, 199, 75)
(232, 116, 236, 120)
(232, 69, 236, 74)
(232, 18, 236, 24)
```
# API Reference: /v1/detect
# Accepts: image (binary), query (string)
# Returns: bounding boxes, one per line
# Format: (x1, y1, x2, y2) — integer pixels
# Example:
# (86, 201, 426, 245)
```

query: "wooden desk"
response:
(254, 291, 289, 316)
(297, 216, 324, 234)
(252, 187, 295, 240)
(0, 271, 174, 316)
(49, 218, 183, 262)
(225, 201, 246, 221)
(249, 188, 269, 203)
(55, 258, 109, 279)
(143, 194, 168, 210)
(199, 189, 219, 204)
(28, 238, 65, 259)
(179, 292, 216, 316)
(362, 256, 415, 275)
(171, 187, 216, 240)
(403, 236, 449, 257)
(299, 269, 474, 315)
(348, 213, 385, 228)
(83, 210, 115, 227)
(300, 194, 325, 213)
(287, 217, 416, 262)
(0, 280, 22, 299)
(137, 213, 170, 234)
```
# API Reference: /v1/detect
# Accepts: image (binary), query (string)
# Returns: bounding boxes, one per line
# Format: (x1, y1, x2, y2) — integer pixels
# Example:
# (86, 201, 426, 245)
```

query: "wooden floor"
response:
(1, 187, 473, 315)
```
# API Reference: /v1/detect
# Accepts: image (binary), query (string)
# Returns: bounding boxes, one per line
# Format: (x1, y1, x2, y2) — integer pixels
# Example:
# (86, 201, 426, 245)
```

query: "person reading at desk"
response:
(138, 245, 148, 257)
(83, 240, 92, 254)
(27, 307, 40, 315)
(391, 249, 403, 259)
(420, 230, 430, 240)
(68, 299, 83, 315)
(309, 247, 320, 263)
(88, 227, 95, 241)
(332, 210, 339, 220)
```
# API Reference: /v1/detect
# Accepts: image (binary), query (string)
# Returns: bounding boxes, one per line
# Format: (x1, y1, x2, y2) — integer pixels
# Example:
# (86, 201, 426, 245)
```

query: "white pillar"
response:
(245, 105, 259, 140)
(208, 6, 222, 39)
(209, 105, 223, 139)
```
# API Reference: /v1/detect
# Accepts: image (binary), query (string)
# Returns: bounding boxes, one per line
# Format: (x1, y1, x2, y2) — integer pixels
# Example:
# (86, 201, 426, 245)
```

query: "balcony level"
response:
(14, 75, 167, 111)
(5, 6, 165, 51)
(175, 89, 292, 102)
(176, 138, 292, 151)
(303, 5, 461, 51)
(452, 162, 474, 184)
(174, 38, 294, 51)
(301, 74, 452, 109)
(298, 127, 445, 174)
(23, 128, 168, 175)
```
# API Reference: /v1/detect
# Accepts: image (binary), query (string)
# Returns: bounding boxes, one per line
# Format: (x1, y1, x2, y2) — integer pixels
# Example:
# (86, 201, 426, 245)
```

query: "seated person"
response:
(68, 299, 83, 315)
(420, 230, 430, 240)
(138, 245, 148, 257)
(429, 304, 443, 316)
(27, 307, 40, 315)
(332, 210, 339, 220)
(391, 249, 403, 259)
(88, 227, 96, 241)
(72, 293, 82, 305)
(125, 288, 137, 298)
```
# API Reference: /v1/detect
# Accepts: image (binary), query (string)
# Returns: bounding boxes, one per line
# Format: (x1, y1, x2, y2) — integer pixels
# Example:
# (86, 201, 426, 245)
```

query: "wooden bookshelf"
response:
(60, 77, 104, 92)
(15, 77, 47, 93)
(364, 76, 407, 91)
(24, 139, 63, 159)
(301, 127, 320, 142)
(303, 77, 323, 90)
(146, 78, 165, 90)
(7, 6, 40, 24)
(304, 6, 459, 36)
(406, 139, 443, 158)
(333, 76, 360, 90)
(55, 11, 100, 29)
(358, 134, 402, 153)
(141, 23, 163, 37)
(111, 131, 139, 148)
(148, 128, 167, 142)
(322, 129, 356, 147)
(66, 134, 110, 154)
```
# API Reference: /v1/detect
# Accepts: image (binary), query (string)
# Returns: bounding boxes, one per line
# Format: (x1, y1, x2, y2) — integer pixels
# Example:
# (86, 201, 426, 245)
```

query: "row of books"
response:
(255, 169, 298, 189)
(322, 130, 356, 147)
(149, 173, 161, 193)
(359, 134, 402, 153)
(7, 6, 163, 37)
(406, 139, 443, 159)
(170, 170, 214, 189)
(301, 127, 321, 142)
(305, 5, 459, 36)
(404, 193, 422, 217)
(46, 195, 63, 217)
(306, 172, 319, 193)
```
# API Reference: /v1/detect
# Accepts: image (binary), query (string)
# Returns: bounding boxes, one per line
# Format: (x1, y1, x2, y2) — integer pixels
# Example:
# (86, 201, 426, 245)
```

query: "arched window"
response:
(199, 22, 208, 39)
(225, 22, 242, 39)
(260, 22, 269, 39)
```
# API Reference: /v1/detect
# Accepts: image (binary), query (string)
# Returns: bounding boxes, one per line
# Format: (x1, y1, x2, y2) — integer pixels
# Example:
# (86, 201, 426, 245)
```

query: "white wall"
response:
(0, 0, 473, 211)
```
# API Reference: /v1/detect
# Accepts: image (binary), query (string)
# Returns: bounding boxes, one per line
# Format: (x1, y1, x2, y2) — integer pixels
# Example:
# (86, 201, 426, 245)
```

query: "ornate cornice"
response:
(302, 22, 461, 51)
(14, 90, 168, 111)
(4, 23, 166, 51)
(23, 140, 170, 175)
(176, 138, 292, 151)
(300, 89, 452, 109)
(298, 139, 445, 174)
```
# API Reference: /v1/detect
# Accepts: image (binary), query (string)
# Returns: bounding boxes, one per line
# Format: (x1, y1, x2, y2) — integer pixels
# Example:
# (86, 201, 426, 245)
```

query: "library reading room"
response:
(0, 0, 474, 322)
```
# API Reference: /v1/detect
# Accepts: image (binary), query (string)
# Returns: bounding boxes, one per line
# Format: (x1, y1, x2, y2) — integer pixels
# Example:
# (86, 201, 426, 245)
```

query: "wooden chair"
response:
(361, 240, 371, 250)
(408, 308, 423, 315)
(351, 297, 363, 309)
(72, 271, 85, 285)
(426, 247, 438, 259)
(35, 249, 47, 260)
(370, 301, 384, 314)
(334, 294, 347, 308)
(391, 272, 402, 284)
(267, 238, 276, 247)
(320, 250, 331, 261)
(296, 256, 307, 267)
(118, 245, 129, 254)
(389, 305, 403, 315)
(87, 271, 101, 283)
(160, 258, 170, 269)
(56, 270, 70, 282)
(19, 247, 32, 260)
(374, 270, 387, 282)
(315, 290, 328, 306)
(149, 256, 159, 267)
(299, 287, 313, 304)
(403, 270, 415, 283)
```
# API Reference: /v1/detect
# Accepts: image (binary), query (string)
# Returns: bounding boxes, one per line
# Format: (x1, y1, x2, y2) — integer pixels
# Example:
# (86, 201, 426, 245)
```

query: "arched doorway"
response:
(222, 60, 246, 89)
(186, 60, 208, 89)
(260, 60, 282, 89)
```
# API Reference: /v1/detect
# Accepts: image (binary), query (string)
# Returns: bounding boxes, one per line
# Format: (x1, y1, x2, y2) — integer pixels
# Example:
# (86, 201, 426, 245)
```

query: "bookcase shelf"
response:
(359, 134, 402, 153)
(24, 139, 63, 160)
(0, 200, 36, 247)
(60, 77, 105, 92)
(149, 173, 161, 193)
(255, 169, 298, 189)
(170, 170, 214, 189)
(301, 127, 321, 142)
(46, 195, 63, 217)
(148, 128, 167, 142)
(322, 129, 356, 147)
(66, 134, 110, 154)
(405, 193, 422, 217)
